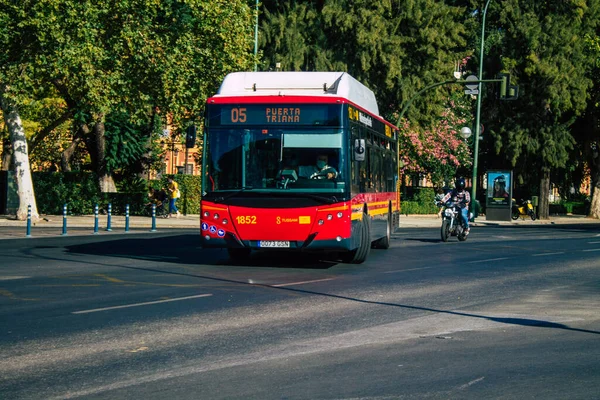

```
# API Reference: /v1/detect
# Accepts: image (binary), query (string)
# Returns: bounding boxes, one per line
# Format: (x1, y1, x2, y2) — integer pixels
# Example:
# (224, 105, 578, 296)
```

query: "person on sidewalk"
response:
(166, 178, 181, 218)
(440, 177, 471, 234)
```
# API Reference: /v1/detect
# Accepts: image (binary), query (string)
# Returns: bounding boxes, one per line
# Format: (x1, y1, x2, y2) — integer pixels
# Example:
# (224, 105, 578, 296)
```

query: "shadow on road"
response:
(65, 234, 337, 269)
(63, 232, 599, 336)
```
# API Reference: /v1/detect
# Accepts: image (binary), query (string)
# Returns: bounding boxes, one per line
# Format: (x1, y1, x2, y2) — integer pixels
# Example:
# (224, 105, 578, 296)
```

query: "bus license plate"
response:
(259, 241, 290, 248)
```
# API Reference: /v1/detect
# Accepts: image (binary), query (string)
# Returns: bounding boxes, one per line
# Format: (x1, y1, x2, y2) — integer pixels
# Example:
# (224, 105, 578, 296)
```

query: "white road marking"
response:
(458, 376, 485, 390)
(72, 294, 213, 314)
(582, 248, 600, 252)
(383, 267, 434, 274)
(532, 252, 564, 257)
(587, 241, 600, 244)
(271, 278, 334, 287)
(0, 276, 31, 281)
(466, 257, 509, 264)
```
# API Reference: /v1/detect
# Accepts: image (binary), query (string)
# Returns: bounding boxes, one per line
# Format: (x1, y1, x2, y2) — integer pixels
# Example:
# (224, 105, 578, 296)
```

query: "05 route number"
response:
(230, 107, 247, 123)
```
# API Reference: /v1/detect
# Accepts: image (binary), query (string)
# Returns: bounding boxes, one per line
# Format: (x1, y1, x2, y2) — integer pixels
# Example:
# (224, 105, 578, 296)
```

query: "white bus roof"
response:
(214, 71, 380, 116)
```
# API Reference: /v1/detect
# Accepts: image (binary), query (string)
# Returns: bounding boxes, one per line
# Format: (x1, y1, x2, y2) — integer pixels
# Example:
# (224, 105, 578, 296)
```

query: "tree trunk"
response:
(538, 168, 550, 220)
(1, 137, 11, 171)
(94, 119, 117, 193)
(0, 85, 39, 220)
(61, 127, 84, 172)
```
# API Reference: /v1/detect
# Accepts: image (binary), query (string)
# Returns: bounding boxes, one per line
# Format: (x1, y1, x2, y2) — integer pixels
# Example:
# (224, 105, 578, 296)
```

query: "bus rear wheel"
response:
(373, 208, 392, 249)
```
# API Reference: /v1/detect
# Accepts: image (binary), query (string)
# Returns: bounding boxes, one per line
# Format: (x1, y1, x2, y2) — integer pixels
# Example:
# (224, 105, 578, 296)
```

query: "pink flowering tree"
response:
(396, 93, 473, 187)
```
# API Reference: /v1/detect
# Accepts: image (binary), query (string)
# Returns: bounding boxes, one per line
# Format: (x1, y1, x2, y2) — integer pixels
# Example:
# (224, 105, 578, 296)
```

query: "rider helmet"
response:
(455, 177, 466, 191)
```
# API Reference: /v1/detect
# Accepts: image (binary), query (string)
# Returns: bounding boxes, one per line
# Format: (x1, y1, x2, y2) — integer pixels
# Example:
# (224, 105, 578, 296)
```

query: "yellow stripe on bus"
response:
(319, 205, 349, 212)
(369, 208, 390, 216)
(368, 201, 390, 207)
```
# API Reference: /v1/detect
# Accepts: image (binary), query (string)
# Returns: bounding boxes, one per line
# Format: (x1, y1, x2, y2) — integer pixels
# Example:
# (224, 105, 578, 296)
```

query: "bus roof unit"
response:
(215, 71, 380, 116)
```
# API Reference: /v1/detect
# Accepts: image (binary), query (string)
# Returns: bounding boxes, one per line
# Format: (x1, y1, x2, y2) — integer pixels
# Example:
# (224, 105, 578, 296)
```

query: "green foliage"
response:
(1, 0, 254, 184)
(401, 188, 439, 214)
(401, 201, 439, 215)
(483, 0, 599, 181)
(33, 172, 202, 215)
(549, 201, 588, 215)
(32, 172, 102, 215)
(261, 0, 471, 124)
(104, 112, 148, 173)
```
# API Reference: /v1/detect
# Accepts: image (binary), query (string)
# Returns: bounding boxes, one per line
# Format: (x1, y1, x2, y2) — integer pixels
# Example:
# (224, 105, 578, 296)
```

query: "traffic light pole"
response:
(472, 0, 492, 219)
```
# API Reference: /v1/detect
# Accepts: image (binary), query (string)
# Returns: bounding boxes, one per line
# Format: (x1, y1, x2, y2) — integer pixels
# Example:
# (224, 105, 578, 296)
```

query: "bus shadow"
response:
(404, 238, 444, 243)
(62, 235, 599, 336)
(65, 234, 338, 269)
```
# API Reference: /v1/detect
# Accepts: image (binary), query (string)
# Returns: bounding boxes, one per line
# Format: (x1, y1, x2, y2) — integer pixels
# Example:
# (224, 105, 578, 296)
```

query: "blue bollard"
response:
(106, 203, 112, 232)
(62, 203, 68, 235)
(151, 203, 157, 232)
(125, 204, 130, 232)
(94, 204, 99, 234)
(26, 204, 32, 237)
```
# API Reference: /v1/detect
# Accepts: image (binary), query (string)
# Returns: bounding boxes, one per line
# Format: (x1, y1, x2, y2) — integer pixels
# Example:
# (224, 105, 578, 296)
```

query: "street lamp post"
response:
(471, 0, 492, 218)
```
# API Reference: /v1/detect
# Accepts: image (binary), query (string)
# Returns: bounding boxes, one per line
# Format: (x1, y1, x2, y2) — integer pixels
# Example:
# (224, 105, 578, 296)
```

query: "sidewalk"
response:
(0, 214, 201, 239)
(0, 213, 598, 240)
(398, 213, 600, 228)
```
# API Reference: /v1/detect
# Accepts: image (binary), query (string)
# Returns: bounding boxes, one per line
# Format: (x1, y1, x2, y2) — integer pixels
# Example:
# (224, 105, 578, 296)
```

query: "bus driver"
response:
(299, 153, 338, 180)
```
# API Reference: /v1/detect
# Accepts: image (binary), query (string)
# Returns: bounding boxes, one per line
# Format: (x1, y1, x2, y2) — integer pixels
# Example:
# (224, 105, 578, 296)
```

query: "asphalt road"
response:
(0, 223, 599, 399)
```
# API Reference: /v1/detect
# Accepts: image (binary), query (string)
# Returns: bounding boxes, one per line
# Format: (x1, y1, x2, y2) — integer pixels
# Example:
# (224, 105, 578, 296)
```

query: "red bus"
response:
(200, 72, 400, 263)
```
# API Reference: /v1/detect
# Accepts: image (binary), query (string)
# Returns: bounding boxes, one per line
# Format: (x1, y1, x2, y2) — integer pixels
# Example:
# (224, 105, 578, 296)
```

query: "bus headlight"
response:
(337, 212, 343, 218)
(327, 214, 333, 220)
(203, 211, 210, 217)
(318, 219, 324, 225)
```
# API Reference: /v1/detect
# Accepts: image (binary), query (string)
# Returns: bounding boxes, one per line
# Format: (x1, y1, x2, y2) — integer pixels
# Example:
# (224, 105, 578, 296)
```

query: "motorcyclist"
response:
(440, 177, 471, 235)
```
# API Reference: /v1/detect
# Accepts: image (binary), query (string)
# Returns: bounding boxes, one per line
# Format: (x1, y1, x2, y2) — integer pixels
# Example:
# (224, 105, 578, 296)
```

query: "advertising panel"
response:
(486, 171, 511, 207)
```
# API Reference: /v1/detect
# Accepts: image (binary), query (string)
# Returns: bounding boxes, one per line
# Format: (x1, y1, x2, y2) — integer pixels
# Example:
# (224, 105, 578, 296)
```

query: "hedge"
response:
(32, 172, 201, 216)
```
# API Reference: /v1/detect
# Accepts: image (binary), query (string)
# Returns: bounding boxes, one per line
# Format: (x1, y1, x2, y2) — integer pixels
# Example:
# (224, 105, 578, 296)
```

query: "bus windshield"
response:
(204, 128, 346, 193)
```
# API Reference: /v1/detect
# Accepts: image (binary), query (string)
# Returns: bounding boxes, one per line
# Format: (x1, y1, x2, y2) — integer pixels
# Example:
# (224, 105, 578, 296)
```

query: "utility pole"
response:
(471, 0, 492, 217)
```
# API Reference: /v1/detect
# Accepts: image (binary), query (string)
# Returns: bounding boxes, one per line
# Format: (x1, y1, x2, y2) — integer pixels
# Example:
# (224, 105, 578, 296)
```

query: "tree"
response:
(1, 0, 255, 198)
(577, 32, 600, 218)
(397, 94, 473, 187)
(261, 0, 471, 124)
(481, 0, 600, 218)
(260, 0, 474, 185)
(0, 2, 40, 219)
(0, 86, 39, 220)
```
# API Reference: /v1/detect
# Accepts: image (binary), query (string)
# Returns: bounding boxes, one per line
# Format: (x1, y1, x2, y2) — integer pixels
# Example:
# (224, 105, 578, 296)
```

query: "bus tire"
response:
(340, 213, 370, 264)
(353, 213, 371, 263)
(373, 206, 392, 249)
(227, 248, 251, 261)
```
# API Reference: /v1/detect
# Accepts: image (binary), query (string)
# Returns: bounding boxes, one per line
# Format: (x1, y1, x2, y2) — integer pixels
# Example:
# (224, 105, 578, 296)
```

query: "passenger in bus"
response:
(299, 153, 338, 180)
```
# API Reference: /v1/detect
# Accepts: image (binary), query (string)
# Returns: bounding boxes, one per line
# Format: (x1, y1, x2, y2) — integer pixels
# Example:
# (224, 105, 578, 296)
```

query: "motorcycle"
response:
(437, 200, 469, 242)
(511, 198, 536, 220)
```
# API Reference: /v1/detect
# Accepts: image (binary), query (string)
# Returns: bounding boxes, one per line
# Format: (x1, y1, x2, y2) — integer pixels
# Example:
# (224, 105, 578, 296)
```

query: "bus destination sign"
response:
(217, 105, 338, 126)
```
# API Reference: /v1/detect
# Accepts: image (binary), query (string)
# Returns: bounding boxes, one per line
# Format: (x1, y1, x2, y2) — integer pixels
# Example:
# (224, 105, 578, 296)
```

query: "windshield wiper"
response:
(214, 187, 253, 203)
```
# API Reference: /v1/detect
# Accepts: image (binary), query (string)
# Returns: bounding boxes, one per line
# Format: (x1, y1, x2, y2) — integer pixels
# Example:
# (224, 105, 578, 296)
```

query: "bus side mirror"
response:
(354, 139, 365, 161)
